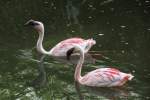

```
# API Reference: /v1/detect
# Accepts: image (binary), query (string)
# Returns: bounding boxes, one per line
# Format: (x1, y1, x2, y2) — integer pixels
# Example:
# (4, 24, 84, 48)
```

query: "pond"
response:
(0, 0, 150, 100)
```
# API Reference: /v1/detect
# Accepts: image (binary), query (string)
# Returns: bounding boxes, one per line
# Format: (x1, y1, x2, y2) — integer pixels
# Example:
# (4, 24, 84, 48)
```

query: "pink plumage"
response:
(50, 38, 96, 56)
(80, 68, 134, 87)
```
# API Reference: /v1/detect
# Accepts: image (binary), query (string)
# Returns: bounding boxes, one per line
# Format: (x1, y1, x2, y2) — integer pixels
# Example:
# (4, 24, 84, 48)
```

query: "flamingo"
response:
(24, 19, 96, 59)
(71, 44, 134, 87)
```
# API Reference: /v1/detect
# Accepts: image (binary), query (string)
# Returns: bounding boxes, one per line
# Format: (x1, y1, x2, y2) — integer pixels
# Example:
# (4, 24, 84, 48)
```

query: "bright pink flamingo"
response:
(72, 44, 134, 87)
(25, 20, 96, 58)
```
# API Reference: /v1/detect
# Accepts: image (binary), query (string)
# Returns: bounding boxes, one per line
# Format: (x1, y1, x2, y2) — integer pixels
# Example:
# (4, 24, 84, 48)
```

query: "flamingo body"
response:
(50, 38, 96, 56)
(79, 68, 134, 87)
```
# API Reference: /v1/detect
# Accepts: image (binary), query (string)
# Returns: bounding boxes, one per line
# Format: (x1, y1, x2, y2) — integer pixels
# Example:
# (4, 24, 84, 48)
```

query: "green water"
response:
(0, 0, 150, 99)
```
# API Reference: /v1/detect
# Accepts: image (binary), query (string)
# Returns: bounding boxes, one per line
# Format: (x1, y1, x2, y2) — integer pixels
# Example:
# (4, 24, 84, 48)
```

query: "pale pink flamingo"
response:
(72, 44, 134, 87)
(25, 20, 96, 59)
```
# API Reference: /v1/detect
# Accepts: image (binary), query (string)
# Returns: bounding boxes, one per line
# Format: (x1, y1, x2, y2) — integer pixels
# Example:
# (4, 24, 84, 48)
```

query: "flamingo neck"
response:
(36, 28, 51, 55)
(74, 47, 84, 83)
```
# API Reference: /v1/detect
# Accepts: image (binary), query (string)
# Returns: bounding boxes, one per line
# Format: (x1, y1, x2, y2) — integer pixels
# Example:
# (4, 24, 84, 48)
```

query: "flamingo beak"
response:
(24, 19, 35, 26)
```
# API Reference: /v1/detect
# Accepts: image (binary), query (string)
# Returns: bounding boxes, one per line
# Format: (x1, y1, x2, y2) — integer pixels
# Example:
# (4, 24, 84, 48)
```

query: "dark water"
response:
(0, 0, 150, 99)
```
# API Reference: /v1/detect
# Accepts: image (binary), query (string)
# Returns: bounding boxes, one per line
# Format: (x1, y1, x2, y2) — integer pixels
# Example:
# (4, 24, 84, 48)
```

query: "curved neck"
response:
(74, 46, 84, 82)
(36, 27, 51, 55)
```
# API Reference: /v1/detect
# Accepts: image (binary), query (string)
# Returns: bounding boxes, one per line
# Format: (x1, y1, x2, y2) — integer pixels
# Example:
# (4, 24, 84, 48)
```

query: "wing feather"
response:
(81, 68, 131, 87)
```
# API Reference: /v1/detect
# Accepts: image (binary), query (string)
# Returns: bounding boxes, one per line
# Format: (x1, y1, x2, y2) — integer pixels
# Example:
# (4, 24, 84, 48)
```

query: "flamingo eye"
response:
(30, 22, 39, 26)
(25, 21, 40, 26)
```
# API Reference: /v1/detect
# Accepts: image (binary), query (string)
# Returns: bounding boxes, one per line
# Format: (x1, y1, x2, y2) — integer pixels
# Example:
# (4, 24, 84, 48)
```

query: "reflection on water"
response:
(10, 49, 144, 100)
(29, 55, 47, 88)
(0, 0, 150, 100)
(66, 0, 80, 24)
(75, 81, 139, 100)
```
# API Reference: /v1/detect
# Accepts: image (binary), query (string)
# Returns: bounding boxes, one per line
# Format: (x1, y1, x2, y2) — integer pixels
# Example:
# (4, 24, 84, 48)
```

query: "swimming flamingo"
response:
(24, 20, 96, 59)
(71, 44, 134, 87)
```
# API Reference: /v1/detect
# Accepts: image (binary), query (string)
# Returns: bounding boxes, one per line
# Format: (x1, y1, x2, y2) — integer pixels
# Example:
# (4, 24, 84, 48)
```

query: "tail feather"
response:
(128, 74, 134, 80)
(89, 38, 96, 45)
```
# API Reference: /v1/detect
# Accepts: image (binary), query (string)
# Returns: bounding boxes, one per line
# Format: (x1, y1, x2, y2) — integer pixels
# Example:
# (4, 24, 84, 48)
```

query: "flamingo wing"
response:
(60, 37, 84, 44)
(81, 68, 133, 87)
(49, 37, 96, 57)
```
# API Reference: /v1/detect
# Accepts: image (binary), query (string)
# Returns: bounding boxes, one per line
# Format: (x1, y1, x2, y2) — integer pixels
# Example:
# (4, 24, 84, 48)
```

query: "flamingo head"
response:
(25, 19, 44, 33)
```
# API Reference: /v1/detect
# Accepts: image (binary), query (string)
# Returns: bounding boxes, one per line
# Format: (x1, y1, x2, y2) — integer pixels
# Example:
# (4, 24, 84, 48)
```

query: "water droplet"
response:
(111, 28, 114, 31)
(121, 50, 125, 53)
(120, 25, 126, 28)
(19, 85, 23, 88)
(71, 30, 75, 33)
(98, 34, 104, 36)
(88, 4, 93, 8)
(100, 0, 114, 5)
(53, 7, 56, 9)
(145, 0, 150, 3)
(138, 3, 142, 6)
(147, 29, 150, 31)
(88, 16, 92, 19)
(51, 2, 54, 6)
(100, 10, 105, 13)
(98, 44, 102, 47)
(66, 24, 71, 27)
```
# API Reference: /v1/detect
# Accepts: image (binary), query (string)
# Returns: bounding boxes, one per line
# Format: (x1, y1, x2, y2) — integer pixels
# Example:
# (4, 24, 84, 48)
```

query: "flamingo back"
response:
(49, 38, 96, 56)
(80, 68, 134, 87)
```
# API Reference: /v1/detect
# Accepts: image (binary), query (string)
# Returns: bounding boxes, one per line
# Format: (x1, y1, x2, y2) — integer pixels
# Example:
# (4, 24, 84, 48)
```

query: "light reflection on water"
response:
(75, 81, 140, 100)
